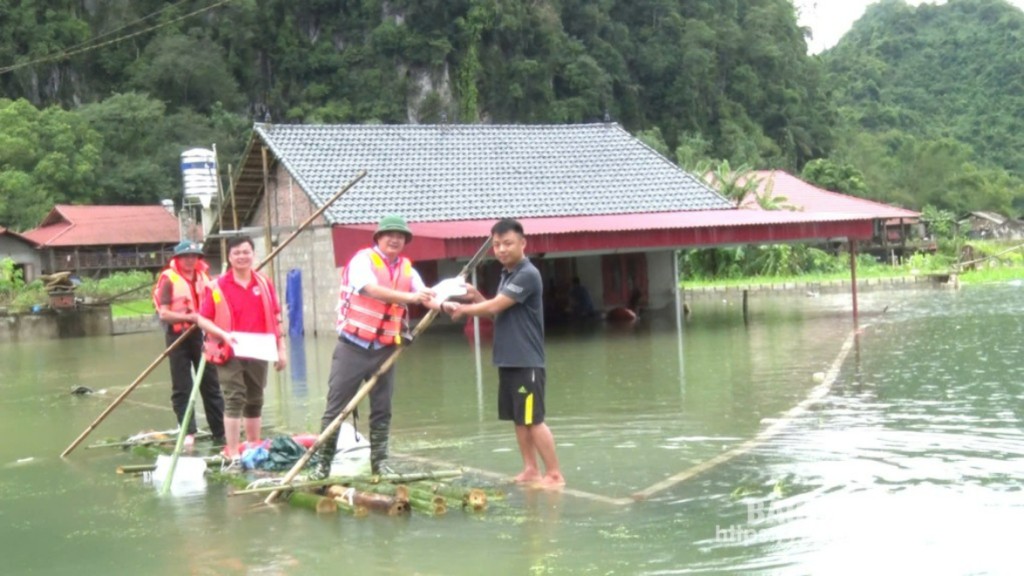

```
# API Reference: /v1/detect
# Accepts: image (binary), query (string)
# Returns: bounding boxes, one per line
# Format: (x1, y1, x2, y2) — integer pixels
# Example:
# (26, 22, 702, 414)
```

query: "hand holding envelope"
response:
(432, 278, 468, 302)
(230, 332, 279, 362)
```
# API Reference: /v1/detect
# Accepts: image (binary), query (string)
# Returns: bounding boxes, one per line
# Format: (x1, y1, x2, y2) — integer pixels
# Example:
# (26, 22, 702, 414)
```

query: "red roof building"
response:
(740, 170, 919, 220)
(21, 205, 181, 276)
(740, 170, 921, 247)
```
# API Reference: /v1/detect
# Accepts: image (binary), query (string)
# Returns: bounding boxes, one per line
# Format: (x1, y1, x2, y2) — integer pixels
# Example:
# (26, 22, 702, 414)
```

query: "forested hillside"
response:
(0, 0, 831, 231)
(1, 0, 1024, 233)
(819, 0, 1024, 214)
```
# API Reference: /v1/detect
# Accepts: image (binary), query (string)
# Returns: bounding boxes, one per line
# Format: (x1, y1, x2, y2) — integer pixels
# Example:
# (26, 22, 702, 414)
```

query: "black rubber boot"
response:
(311, 428, 339, 480)
(369, 425, 391, 475)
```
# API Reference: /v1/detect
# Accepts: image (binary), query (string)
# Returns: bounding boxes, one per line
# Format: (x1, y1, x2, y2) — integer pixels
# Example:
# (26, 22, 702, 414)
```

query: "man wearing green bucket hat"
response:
(152, 240, 225, 449)
(313, 215, 435, 478)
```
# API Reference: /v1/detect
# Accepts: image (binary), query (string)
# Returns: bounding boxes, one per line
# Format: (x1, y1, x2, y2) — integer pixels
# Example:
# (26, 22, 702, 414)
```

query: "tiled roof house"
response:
(222, 123, 885, 334)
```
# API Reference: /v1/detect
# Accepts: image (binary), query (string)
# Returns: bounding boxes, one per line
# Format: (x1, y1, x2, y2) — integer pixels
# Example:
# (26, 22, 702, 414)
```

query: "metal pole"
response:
(472, 267, 484, 421)
(673, 249, 685, 400)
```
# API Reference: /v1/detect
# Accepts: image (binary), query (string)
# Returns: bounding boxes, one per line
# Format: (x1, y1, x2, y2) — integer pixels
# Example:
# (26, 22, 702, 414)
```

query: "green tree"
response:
(77, 92, 249, 206)
(800, 158, 870, 198)
(0, 98, 101, 230)
(127, 32, 244, 114)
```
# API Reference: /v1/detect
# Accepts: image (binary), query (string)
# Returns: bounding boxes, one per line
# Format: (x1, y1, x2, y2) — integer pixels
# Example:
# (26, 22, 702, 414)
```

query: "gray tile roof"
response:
(254, 123, 732, 224)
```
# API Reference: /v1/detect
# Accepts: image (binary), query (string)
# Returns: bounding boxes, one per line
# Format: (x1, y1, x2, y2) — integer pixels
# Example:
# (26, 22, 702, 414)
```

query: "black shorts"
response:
(498, 367, 546, 425)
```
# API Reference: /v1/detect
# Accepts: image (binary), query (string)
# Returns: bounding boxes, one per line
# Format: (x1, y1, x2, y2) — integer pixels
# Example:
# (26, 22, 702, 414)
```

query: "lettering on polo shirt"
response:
(505, 283, 523, 294)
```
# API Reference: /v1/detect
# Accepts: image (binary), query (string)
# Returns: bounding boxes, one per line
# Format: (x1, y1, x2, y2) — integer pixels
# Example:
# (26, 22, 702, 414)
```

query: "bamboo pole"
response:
(60, 335, 192, 457)
(264, 237, 493, 504)
(60, 171, 367, 458)
(160, 357, 208, 495)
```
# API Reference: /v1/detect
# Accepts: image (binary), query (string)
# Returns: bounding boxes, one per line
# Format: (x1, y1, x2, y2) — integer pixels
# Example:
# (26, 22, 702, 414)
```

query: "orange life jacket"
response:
(152, 259, 212, 333)
(336, 248, 413, 346)
(203, 272, 277, 365)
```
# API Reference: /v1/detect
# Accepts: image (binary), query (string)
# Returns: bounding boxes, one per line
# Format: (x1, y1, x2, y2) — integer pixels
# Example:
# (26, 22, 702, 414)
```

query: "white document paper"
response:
(432, 277, 468, 301)
(231, 331, 279, 362)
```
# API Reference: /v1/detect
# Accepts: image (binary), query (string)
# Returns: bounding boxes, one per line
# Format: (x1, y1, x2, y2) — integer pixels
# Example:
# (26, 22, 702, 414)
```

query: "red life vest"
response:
(203, 272, 277, 365)
(336, 248, 414, 345)
(152, 259, 212, 333)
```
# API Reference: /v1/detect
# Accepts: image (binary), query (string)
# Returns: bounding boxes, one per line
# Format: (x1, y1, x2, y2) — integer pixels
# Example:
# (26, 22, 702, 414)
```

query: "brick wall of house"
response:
(249, 163, 342, 336)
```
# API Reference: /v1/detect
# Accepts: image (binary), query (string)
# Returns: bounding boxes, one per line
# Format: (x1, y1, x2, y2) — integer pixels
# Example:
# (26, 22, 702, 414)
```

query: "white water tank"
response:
(180, 148, 218, 208)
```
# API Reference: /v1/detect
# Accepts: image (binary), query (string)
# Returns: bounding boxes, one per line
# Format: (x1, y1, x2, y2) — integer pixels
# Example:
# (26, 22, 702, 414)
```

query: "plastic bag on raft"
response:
(151, 455, 207, 496)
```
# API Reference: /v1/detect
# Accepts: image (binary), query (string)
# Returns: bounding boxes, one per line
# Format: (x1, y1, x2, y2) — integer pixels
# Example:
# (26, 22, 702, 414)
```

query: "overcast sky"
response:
(796, 0, 1024, 53)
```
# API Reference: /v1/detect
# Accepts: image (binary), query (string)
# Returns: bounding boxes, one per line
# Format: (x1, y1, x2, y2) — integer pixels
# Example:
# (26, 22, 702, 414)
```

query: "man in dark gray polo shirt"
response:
(445, 218, 565, 488)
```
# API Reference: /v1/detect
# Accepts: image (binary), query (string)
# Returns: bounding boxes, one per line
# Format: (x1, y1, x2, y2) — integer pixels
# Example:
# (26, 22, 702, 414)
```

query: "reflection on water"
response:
(2, 286, 1023, 574)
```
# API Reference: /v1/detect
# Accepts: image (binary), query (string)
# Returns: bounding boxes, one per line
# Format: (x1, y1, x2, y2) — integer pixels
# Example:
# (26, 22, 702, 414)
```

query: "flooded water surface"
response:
(2, 286, 1023, 575)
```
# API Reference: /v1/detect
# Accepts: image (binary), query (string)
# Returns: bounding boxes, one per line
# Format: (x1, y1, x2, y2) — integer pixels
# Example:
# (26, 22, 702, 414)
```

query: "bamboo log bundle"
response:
(332, 496, 370, 518)
(425, 483, 491, 511)
(404, 491, 447, 516)
(229, 470, 462, 496)
(344, 481, 447, 516)
(331, 486, 410, 516)
(287, 492, 339, 515)
(326, 482, 408, 501)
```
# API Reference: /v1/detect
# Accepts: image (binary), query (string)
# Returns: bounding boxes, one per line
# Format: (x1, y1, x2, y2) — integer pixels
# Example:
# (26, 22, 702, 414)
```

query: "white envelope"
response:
(231, 331, 279, 362)
(432, 277, 468, 301)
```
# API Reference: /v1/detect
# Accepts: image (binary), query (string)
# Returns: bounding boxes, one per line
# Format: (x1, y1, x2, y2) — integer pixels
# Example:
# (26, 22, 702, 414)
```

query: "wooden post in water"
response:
(742, 289, 749, 325)
(260, 146, 275, 283)
(849, 240, 859, 325)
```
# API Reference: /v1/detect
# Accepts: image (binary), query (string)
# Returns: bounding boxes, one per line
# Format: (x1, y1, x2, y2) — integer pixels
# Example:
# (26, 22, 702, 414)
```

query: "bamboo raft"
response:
(107, 434, 504, 518)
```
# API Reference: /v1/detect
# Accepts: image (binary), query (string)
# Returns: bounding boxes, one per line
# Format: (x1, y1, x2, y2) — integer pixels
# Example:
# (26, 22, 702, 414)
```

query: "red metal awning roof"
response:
(330, 210, 877, 266)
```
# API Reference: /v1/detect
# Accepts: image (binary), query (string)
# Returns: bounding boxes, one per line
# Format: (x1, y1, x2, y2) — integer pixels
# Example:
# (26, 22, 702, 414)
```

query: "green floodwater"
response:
(1, 286, 1023, 575)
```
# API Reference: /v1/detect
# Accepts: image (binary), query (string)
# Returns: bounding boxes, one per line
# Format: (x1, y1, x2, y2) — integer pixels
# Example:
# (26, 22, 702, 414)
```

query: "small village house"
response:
(958, 211, 1024, 240)
(0, 226, 41, 283)
(21, 205, 182, 277)
(214, 123, 894, 336)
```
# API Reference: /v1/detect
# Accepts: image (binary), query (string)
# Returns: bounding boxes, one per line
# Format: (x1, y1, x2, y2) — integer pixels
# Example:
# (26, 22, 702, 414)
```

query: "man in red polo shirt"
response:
(197, 235, 287, 463)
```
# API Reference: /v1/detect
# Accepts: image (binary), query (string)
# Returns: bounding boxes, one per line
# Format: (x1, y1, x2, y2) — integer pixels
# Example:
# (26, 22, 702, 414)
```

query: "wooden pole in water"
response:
(742, 289, 749, 325)
(849, 240, 859, 325)
(59, 171, 368, 458)
(260, 146, 275, 283)
(264, 236, 494, 504)
(60, 333, 192, 458)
